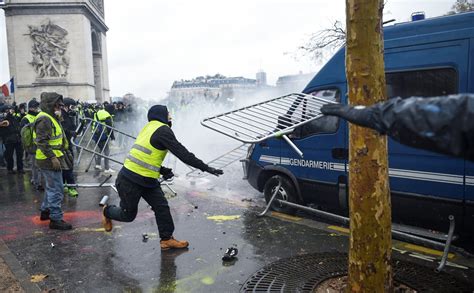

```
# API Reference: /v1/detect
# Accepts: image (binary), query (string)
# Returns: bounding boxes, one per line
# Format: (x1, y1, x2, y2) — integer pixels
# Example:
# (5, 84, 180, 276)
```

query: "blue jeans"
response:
(41, 169, 64, 221)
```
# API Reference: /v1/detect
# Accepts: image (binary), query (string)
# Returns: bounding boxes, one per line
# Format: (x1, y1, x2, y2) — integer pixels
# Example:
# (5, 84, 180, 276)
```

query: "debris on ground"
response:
(222, 247, 238, 261)
(31, 274, 48, 283)
(142, 233, 149, 243)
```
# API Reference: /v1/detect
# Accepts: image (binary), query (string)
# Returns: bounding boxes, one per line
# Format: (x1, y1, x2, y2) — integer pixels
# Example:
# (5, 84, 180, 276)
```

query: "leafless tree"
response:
(298, 20, 346, 63)
(447, 0, 474, 14)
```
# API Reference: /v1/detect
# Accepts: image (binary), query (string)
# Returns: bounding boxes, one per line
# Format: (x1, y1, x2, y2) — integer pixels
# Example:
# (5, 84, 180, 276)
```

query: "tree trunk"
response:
(345, 0, 392, 292)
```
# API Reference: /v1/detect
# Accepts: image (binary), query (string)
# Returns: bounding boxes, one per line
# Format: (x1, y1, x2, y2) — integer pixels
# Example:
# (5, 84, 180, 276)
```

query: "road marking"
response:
(327, 225, 350, 234)
(403, 243, 455, 259)
(206, 215, 241, 222)
(271, 212, 302, 222)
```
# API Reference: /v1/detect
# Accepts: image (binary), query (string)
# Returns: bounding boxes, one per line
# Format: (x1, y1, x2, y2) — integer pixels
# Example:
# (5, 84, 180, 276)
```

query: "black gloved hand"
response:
(160, 166, 174, 180)
(321, 103, 381, 132)
(206, 166, 224, 176)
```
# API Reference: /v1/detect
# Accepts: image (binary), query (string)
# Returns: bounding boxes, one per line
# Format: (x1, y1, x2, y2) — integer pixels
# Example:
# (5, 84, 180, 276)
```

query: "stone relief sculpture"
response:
(90, 0, 104, 14)
(26, 21, 70, 78)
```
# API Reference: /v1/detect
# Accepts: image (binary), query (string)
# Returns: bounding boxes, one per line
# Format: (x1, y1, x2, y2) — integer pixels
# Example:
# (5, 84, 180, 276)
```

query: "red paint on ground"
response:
(0, 210, 102, 241)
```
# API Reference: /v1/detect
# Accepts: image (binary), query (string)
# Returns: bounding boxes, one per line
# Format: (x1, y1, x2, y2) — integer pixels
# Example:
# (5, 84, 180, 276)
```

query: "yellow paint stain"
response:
(328, 225, 350, 234)
(270, 211, 302, 222)
(200, 276, 215, 285)
(30, 274, 48, 283)
(206, 215, 240, 222)
(403, 243, 455, 259)
(33, 231, 44, 235)
(76, 227, 107, 232)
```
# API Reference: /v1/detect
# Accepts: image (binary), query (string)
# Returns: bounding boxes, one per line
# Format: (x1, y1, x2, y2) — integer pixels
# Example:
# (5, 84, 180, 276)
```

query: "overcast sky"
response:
(0, 0, 454, 100)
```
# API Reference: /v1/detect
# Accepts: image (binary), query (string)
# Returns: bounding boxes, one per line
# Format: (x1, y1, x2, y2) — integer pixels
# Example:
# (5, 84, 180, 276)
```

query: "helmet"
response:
(28, 99, 40, 109)
(63, 97, 77, 107)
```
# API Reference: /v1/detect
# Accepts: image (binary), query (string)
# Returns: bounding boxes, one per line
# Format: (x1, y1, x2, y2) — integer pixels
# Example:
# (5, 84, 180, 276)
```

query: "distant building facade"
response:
(169, 74, 257, 105)
(276, 72, 315, 94)
(256, 70, 267, 86)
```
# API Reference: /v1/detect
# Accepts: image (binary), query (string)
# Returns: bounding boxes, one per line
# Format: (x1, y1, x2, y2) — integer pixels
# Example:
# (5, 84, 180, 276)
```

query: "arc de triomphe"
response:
(1, 0, 110, 103)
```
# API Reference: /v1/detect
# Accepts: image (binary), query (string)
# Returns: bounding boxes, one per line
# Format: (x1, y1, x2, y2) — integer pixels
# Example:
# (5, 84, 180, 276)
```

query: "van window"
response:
(298, 89, 340, 137)
(386, 68, 458, 98)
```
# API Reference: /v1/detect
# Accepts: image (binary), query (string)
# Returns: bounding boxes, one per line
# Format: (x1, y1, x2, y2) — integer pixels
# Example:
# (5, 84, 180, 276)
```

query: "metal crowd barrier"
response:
(201, 93, 336, 158)
(186, 144, 248, 178)
(258, 180, 460, 272)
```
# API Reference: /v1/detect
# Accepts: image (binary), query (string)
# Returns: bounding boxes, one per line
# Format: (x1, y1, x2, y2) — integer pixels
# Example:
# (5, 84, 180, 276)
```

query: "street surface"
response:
(0, 164, 473, 292)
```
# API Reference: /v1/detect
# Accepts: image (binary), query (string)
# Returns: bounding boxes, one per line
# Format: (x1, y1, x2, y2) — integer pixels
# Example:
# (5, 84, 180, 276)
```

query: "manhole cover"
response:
(240, 253, 473, 292)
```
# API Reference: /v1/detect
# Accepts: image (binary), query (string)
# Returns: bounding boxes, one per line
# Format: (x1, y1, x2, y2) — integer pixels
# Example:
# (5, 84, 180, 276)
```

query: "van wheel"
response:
(263, 175, 298, 214)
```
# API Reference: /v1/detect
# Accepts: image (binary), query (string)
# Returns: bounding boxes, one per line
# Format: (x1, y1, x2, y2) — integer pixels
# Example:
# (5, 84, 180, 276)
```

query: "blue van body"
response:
(245, 12, 474, 234)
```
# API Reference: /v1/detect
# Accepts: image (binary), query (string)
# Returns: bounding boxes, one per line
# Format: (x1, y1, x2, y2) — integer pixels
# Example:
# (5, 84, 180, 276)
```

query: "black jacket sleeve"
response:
(150, 126, 209, 171)
(20, 117, 29, 128)
(339, 94, 474, 161)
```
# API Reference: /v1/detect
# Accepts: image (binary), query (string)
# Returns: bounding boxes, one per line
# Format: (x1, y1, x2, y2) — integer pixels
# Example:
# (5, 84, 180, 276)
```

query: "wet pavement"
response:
(0, 164, 474, 292)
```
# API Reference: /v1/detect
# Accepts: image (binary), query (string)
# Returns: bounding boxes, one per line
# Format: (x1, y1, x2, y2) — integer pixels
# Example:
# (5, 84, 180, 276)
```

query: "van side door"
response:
(384, 38, 469, 231)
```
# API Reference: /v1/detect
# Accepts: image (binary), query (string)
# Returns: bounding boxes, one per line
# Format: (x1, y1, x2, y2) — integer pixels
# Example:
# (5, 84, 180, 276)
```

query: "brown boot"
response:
(160, 236, 189, 250)
(102, 206, 113, 232)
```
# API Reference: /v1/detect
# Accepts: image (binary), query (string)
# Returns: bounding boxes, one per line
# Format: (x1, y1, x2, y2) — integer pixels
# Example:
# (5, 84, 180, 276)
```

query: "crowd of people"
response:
(1, 92, 224, 250)
(0, 95, 132, 199)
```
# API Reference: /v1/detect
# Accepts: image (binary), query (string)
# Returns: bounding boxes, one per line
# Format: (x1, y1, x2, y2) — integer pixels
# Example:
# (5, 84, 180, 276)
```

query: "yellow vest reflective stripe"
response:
(24, 114, 36, 124)
(123, 120, 168, 179)
(33, 112, 64, 159)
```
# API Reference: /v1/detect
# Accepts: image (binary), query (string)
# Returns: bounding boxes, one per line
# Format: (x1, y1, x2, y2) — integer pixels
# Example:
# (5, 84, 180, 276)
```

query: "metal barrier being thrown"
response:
(186, 143, 248, 178)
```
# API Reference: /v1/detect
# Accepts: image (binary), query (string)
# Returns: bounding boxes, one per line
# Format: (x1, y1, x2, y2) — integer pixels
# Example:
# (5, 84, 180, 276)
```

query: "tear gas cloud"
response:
(111, 74, 314, 187)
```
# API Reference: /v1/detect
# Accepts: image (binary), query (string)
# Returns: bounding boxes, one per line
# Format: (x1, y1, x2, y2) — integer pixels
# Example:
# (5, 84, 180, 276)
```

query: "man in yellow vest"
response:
(103, 105, 223, 250)
(93, 104, 115, 173)
(34, 92, 72, 230)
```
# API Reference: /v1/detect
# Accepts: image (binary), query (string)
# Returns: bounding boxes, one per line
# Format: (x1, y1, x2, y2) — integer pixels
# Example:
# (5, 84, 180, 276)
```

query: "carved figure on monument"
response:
(90, 0, 104, 15)
(26, 21, 70, 78)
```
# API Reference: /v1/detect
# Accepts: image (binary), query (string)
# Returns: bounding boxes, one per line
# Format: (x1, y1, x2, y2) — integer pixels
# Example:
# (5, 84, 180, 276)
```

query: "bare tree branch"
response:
(298, 20, 346, 63)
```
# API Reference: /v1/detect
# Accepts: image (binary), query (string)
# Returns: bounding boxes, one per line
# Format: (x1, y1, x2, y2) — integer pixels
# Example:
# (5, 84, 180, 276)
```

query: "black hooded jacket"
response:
(121, 105, 209, 187)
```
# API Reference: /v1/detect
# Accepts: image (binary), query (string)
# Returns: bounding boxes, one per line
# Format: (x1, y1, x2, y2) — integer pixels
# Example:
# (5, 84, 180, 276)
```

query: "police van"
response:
(244, 12, 474, 234)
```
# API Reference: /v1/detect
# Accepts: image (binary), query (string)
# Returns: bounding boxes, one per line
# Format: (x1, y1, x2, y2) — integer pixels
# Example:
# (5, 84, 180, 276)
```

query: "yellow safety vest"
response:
(24, 114, 36, 124)
(123, 121, 168, 179)
(93, 109, 112, 131)
(95, 109, 112, 121)
(33, 112, 64, 159)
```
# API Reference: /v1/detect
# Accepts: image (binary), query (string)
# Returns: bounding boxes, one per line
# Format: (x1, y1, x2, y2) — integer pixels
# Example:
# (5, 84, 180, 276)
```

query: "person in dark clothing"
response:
(93, 104, 115, 172)
(0, 104, 9, 167)
(21, 99, 42, 189)
(320, 94, 474, 161)
(16, 103, 27, 120)
(61, 98, 79, 197)
(103, 105, 223, 250)
(1, 105, 24, 174)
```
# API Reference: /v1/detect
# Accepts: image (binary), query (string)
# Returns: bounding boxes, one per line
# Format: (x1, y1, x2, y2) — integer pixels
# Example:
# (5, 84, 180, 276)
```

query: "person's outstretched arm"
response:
(150, 126, 223, 176)
(321, 94, 474, 161)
